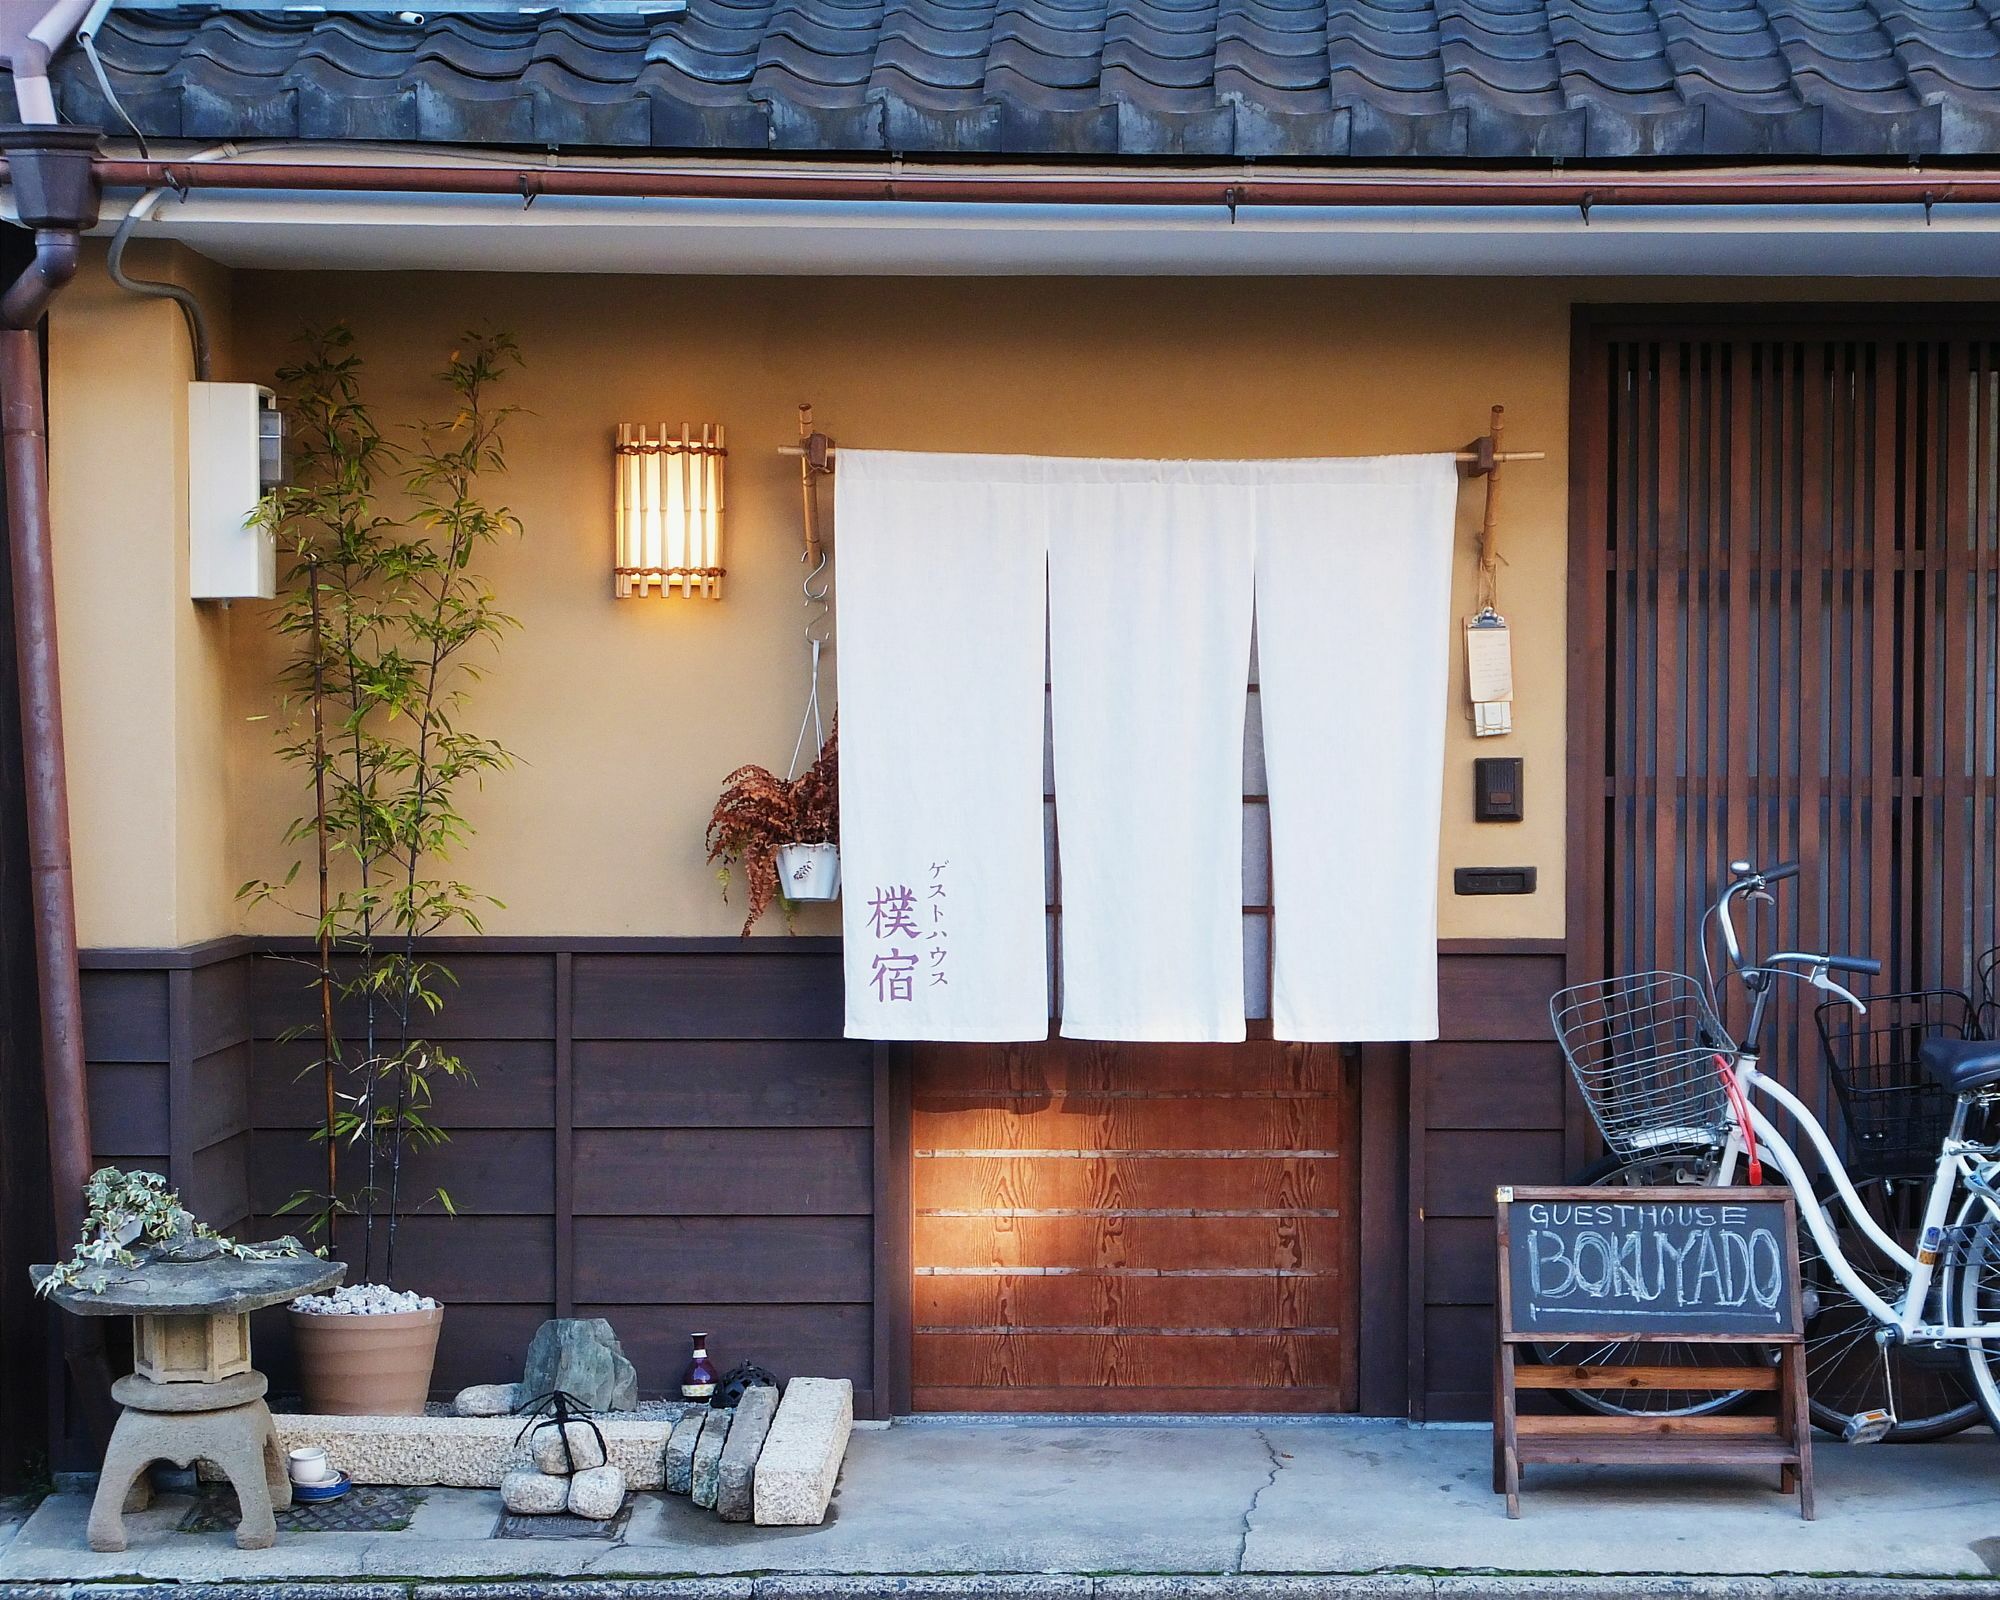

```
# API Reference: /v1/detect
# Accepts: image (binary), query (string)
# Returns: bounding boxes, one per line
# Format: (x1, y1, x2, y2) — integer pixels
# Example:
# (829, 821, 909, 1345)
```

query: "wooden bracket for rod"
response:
(796, 402, 834, 567)
(1467, 404, 1515, 610)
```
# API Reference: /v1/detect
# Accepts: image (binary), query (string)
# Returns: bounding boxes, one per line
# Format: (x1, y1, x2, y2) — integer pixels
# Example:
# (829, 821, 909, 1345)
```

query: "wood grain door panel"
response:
(911, 1038, 1360, 1413)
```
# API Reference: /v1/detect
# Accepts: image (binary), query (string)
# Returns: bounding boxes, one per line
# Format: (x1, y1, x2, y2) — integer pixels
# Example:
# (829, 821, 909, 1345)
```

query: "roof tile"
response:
(45, 0, 2000, 157)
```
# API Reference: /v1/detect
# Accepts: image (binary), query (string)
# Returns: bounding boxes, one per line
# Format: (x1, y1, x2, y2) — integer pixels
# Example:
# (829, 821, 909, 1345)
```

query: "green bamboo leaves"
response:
(242, 326, 522, 1286)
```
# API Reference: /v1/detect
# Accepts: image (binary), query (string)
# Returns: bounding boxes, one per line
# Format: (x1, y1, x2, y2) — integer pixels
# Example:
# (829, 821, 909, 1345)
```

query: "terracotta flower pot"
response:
(290, 1305, 443, 1416)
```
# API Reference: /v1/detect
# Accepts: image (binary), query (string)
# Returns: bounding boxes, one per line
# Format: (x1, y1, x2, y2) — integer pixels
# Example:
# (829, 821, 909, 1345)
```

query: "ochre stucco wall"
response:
(214, 270, 1570, 943)
(48, 241, 239, 950)
(59, 264, 1975, 950)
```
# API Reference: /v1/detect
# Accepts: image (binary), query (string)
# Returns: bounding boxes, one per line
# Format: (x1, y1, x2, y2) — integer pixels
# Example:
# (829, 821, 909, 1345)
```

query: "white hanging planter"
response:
(778, 842, 841, 902)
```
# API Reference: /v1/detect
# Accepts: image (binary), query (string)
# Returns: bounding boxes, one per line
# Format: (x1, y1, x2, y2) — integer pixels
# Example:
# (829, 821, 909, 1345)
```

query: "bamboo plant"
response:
(242, 325, 522, 1286)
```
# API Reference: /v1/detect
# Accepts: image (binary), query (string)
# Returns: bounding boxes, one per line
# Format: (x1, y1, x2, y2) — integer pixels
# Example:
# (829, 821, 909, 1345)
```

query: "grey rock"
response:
(664, 1412, 704, 1495)
(531, 1420, 609, 1475)
(690, 1408, 734, 1509)
(452, 1382, 521, 1418)
(520, 1317, 638, 1413)
(499, 1468, 568, 1515)
(564, 1463, 627, 1521)
(138, 1230, 222, 1264)
(715, 1384, 779, 1523)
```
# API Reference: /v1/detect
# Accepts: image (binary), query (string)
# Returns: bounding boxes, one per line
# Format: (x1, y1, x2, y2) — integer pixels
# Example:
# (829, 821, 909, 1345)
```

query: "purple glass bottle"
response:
(681, 1333, 717, 1402)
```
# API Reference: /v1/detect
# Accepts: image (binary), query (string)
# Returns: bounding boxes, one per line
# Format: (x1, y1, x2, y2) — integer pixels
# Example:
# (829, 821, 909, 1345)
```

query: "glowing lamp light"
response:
(614, 422, 726, 599)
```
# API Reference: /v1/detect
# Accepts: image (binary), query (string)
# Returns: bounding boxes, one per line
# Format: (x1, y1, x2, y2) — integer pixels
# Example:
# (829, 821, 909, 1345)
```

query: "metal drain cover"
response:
(178, 1484, 425, 1535)
(496, 1505, 632, 1540)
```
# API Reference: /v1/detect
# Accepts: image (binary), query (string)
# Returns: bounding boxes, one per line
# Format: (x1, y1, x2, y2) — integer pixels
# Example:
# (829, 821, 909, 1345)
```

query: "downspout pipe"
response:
(0, 123, 99, 1259)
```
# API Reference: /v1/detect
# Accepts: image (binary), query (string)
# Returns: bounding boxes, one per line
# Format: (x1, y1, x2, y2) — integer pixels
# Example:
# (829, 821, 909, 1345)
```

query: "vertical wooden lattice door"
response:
(1572, 312, 2000, 1118)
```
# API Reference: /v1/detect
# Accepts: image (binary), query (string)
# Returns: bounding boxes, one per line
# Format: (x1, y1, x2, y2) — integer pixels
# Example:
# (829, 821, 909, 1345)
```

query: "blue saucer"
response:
(292, 1473, 352, 1503)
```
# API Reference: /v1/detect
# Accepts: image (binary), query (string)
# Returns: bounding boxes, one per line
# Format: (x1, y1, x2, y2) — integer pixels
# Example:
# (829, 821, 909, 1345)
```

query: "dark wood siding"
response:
(79, 942, 255, 1235)
(84, 940, 882, 1410)
(81, 935, 1554, 1420)
(243, 941, 879, 1409)
(1409, 945, 1569, 1422)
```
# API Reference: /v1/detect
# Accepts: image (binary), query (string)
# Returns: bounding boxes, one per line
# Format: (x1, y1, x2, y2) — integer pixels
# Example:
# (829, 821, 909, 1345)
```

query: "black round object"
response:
(710, 1362, 780, 1409)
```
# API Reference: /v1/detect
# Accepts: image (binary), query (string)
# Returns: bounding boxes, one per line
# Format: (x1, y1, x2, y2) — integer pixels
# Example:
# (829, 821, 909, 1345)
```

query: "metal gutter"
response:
(73, 155, 2000, 209)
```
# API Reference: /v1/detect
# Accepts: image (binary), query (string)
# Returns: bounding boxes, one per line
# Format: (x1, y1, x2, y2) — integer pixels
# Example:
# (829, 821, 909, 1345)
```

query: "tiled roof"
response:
(47, 0, 2000, 160)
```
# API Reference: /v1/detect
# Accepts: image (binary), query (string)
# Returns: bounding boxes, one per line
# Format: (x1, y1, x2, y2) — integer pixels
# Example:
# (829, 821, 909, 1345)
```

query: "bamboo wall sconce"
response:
(613, 422, 727, 599)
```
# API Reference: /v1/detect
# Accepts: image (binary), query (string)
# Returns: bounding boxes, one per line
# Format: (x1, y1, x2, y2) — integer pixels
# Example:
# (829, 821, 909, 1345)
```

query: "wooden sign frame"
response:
(1492, 1185, 1814, 1520)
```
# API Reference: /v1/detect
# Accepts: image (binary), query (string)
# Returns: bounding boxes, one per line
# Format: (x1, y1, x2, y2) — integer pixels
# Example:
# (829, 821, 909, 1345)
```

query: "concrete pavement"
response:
(3, 1419, 2000, 1595)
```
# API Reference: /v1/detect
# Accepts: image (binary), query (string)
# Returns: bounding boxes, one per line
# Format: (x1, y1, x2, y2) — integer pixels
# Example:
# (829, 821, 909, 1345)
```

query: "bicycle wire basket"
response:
(1550, 971, 1734, 1160)
(1816, 988, 1981, 1181)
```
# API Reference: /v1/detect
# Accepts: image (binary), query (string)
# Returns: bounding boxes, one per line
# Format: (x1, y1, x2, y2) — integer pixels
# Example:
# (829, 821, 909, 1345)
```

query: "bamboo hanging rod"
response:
(779, 403, 1543, 569)
(777, 441, 1546, 466)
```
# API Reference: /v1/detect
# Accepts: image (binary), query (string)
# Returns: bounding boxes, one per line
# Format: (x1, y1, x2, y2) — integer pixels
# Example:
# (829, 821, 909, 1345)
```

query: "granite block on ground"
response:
(715, 1385, 779, 1524)
(238, 1415, 671, 1489)
(690, 1410, 733, 1510)
(752, 1378, 852, 1527)
(664, 1413, 704, 1496)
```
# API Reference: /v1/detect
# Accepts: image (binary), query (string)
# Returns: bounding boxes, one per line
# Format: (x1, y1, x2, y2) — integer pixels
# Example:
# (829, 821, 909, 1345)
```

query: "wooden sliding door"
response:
(910, 1038, 1361, 1412)
(1570, 309, 2000, 1117)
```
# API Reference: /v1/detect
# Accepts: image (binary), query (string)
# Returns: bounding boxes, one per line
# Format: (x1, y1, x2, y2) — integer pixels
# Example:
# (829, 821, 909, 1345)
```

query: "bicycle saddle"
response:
(1919, 1036, 2000, 1094)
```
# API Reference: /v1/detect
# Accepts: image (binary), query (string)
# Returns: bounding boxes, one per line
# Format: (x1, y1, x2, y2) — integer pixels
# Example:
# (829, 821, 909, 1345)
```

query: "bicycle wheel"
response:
(1796, 1173, 1978, 1440)
(1948, 1192, 2000, 1433)
(1534, 1148, 1760, 1419)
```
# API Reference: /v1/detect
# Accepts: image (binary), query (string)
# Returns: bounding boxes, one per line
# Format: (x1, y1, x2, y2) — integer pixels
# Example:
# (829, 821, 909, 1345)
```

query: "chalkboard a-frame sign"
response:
(1503, 1187, 1803, 1338)
(1492, 1186, 1813, 1521)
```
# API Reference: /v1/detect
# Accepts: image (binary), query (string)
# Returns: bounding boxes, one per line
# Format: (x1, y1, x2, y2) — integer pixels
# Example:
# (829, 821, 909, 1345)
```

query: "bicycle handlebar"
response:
(1713, 863, 1882, 987)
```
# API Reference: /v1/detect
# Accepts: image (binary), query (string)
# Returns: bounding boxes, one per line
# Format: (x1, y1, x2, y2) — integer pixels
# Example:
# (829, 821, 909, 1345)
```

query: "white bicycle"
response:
(1547, 860, 2000, 1442)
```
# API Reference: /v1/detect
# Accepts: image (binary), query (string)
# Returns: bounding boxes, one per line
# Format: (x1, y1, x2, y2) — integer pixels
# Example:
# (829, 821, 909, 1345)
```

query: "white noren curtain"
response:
(834, 450, 1458, 1045)
(1256, 455, 1458, 1041)
(835, 451, 1050, 1041)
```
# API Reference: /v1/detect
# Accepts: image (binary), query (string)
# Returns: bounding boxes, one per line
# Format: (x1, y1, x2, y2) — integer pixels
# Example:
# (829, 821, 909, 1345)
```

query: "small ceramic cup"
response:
(288, 1447, 335, 1487)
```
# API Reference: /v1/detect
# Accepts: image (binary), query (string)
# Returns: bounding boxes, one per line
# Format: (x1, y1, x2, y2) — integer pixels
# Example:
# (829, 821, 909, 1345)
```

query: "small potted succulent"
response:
(706, 725, 840, 934)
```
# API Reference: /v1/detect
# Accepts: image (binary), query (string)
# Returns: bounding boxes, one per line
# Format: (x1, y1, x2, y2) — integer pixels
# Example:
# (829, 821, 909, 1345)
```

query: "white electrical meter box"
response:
(188, 381, 282, 601)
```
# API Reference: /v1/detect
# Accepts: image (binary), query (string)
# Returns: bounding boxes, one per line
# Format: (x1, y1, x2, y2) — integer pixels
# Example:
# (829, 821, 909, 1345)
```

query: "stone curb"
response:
(10, 1578, 2000, 1600)
(412, 1585, 755, 1600)
(1097, 1582, 1433, 1599)
(754, 1582, 1093, 1599)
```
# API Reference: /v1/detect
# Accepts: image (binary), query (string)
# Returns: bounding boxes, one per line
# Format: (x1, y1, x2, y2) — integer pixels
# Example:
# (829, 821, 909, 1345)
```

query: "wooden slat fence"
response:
(1572, 310, 2000, 1128)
